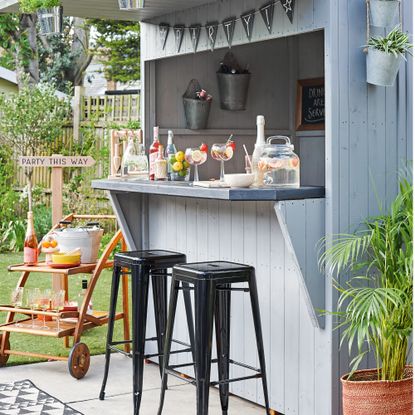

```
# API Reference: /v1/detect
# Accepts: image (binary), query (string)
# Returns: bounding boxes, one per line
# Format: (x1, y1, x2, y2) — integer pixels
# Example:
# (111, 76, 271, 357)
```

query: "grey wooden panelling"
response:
(127, 195, 328, 414)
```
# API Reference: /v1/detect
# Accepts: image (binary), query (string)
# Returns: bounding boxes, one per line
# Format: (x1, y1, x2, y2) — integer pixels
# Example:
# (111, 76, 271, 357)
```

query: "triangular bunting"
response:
(222, 17, 236, 48)
(281, 0, 295, 23)
(260, 1, 275, 34)
(173, 25, 185, 52)
(241, 10, 256, 41)
(189, 25, 201, 53)
(206, 22, 218, 51)
(159, 23, 170, 50)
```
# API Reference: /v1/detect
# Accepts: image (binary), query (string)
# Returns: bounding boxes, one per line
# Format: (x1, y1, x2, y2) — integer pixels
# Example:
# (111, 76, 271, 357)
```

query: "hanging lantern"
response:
(118, 0, 145, 10)
(37, 6, 63, 35)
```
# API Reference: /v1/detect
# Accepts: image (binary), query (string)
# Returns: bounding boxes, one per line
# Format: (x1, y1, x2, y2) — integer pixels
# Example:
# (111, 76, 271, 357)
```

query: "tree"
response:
(89, 19, 140, 83)
(0, 81, 71, 210)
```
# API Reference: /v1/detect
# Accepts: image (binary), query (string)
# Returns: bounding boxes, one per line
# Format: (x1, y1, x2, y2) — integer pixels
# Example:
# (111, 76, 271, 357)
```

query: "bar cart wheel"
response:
(68, 342, 90, 379)
(0, 334, 10, 367)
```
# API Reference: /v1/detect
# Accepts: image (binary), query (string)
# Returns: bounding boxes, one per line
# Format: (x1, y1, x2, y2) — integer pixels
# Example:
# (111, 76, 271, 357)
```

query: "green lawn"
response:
(0, 252, 128, 366)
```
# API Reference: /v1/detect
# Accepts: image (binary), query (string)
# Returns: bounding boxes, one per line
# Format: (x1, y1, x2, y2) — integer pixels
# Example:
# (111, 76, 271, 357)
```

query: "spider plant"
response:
(367, 26, 413, 58)
(319, 177, 413, 381)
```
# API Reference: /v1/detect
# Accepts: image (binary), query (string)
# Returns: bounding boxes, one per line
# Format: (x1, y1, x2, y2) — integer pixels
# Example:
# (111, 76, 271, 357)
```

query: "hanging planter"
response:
(19, 0, 63, 35)
(217, 51, 251, 111)
(369, 0, 399, 28)
(366, 26, 412, 87)
(182, 79, 212, 130)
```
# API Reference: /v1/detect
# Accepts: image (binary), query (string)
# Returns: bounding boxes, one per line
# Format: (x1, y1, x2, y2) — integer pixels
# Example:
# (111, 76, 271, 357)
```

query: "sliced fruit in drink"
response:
(191, 150, 203, 163)
(225, 147, 233, 159)
(200, 143, 208, 153)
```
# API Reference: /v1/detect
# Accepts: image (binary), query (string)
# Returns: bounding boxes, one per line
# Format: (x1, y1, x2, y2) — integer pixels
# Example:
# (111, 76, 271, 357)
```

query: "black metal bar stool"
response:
(99, 250, 195, 415)
(157, 261, 270, 415)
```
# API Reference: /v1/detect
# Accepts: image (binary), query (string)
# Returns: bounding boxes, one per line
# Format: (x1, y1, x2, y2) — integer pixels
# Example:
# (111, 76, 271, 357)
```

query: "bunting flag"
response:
(206, 22, 218, 51)
(174, 25, 185, 52)
(241, 10, 255, 41)
(260, 1, 275, 34)
(159, 23, 170, 49)
(222, 17, 236, 48)
(189, 25, 201, 52)
(281, 0, 295, 23)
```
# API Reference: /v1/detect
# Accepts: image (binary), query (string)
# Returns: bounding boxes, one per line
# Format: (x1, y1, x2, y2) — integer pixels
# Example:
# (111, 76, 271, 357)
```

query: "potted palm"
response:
(19, 0, 63, 35)
(369, 0, 399, 27)
(366, 26, 412, 87)
(320, 178, 413, 415)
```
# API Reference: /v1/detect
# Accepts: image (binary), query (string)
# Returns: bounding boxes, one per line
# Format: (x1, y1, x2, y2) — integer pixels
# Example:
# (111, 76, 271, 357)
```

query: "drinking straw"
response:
(243, 145, 253, 169)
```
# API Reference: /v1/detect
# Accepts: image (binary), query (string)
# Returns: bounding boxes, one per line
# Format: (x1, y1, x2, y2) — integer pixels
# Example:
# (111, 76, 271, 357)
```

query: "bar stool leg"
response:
(152, 270, 168, 377)
(132, 264, 150, 415)
(195, 279, 216, 415)
(215, 284, 231, 415)
(99, 265, 122, 401)
(248, 271, 271, 414)
(157, 278, 180, 415)
(182, 282, 196, 364)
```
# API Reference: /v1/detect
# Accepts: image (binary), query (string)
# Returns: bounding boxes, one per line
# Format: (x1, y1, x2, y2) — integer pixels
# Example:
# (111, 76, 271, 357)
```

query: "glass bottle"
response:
(165, 130, 177, 180)
(78, 279, 93, 314)
(154, 145, 168, 181)
(149, 126, 160, 180)
(24, 211, 38, 265)
(252, 115, 266, 187)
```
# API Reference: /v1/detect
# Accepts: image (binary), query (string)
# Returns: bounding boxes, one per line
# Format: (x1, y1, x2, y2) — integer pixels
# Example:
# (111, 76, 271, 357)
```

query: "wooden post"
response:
(73, 86, 83, 143)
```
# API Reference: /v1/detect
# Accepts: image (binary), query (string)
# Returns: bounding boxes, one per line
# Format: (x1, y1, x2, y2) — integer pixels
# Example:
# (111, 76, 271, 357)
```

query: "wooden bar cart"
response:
(0, 214, 130, 379)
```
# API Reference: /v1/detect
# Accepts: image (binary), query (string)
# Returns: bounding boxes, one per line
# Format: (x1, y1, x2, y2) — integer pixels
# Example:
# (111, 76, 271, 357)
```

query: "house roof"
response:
(0, 0, 215, 21)
(0, 66, 17, 85)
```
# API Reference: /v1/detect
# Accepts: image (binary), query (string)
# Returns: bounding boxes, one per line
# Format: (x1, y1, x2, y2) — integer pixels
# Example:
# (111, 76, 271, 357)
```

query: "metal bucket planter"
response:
(369, 0, 399, 27)
(341, 367, 413, 415)
(183, 98, 211, 130)
(37, 6, 63, 35)
(217, 73, 251, 111)
(367, 48, 402, 86)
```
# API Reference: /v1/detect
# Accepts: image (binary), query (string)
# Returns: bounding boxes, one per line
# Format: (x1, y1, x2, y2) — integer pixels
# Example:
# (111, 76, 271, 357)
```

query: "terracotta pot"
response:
(341, 367, 413, 415)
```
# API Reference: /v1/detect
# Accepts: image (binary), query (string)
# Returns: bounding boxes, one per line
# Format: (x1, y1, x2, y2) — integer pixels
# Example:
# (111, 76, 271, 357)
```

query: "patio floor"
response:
(0, 354, 266, 414)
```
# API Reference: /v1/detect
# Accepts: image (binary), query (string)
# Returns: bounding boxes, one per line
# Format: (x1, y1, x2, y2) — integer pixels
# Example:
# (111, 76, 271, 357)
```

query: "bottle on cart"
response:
(252, 115, 266, 187)
(78, 279, 93, 314)
(165, 130, 177, 180)
(24, 211, 38, 266)
(149, 126, 160, 180)
(154, 145, 168, 181)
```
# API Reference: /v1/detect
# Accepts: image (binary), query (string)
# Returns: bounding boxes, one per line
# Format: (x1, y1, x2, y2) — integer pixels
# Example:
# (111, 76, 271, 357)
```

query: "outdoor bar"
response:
(91, 1, 412, 414)
(0, 0, 412, 414)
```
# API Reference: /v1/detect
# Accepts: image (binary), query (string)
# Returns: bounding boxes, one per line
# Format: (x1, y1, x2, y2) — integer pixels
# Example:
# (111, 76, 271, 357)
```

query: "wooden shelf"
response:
(8, 261, 114, 275)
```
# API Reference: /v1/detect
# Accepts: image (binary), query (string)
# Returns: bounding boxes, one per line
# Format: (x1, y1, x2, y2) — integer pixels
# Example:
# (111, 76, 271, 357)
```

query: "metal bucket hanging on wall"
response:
(367, 48, 402, 87)
(37, 6, 63, 35)
(369, 0, 399, 27)
(183, 79, 212, 130)
(217, 73, 251, 111)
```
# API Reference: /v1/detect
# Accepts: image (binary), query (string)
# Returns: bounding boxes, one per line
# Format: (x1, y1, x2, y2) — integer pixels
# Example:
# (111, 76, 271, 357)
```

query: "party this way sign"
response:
(19, 155, 95, 167)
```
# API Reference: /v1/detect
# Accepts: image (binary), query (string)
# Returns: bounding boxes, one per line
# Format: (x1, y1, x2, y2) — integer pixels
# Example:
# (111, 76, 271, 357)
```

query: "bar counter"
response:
(91, 179, 325, 201)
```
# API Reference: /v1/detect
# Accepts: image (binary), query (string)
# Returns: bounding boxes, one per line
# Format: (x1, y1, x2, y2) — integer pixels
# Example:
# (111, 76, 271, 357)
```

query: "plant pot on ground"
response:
(369, 0, 400, 27)
(320, 177, 413, 415)
(366, 26, 412, 86)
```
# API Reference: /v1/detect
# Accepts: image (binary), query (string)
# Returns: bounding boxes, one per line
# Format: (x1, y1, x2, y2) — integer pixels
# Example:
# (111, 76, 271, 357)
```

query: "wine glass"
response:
(27, 288, 41, 328)
(51, 290, 65, 332)
(185, 148, 208, 182)
(211, 143, 234, 182)
(39, 289, 52, 330)
(11, 288, 24, 327)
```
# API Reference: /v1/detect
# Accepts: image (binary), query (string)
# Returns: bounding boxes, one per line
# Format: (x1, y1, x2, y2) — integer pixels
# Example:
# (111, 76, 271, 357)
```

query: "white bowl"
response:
(224, 173, 255, 188)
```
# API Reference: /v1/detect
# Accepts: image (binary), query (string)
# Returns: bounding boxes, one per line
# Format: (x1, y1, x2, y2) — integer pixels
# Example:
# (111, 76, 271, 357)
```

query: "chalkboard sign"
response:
(296, 78, 325, 131)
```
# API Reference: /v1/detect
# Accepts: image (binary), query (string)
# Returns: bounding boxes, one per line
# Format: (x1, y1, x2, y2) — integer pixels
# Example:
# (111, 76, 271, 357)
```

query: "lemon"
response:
(191, 149, 203, 163)
(175, 151, 185, 162)
(173, 161, 183, 172)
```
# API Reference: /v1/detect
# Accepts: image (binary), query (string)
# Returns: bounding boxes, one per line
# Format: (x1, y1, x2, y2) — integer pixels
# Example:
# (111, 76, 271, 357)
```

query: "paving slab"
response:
(0, 354, 265, 414)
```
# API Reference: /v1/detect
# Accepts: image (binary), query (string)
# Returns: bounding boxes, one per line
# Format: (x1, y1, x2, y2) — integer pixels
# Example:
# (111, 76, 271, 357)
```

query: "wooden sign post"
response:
(18, 155, 96, 225)
(18, 155, 96, 294)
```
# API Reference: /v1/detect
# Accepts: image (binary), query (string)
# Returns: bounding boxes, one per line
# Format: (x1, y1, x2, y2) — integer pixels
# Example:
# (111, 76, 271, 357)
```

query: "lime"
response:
(175, 151, 185, 162)
(169, 156, 177, 164)
(179, 170, 187, 177)
(173, 161, 183, 172)
(183, 161, 189, 169)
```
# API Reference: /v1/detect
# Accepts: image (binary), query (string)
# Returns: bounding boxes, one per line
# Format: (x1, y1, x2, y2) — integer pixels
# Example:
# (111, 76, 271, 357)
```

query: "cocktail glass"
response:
(39, 289, 52, 330)
(11, 287, 24, 327)
(51, 290, 65, 332)
(185, 148, 208, 182)
(211, 143, 234, 182)
(27, 288, 41, 328)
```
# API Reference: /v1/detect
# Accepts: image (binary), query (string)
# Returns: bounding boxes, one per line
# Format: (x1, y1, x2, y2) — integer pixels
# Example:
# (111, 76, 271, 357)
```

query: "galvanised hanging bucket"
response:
(369, 0, 399, 27)
(367, 48, 402, 86)
(37, 6, 63, 35)
(183, 98, 211, 130)
(217, 73, 251, 111)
